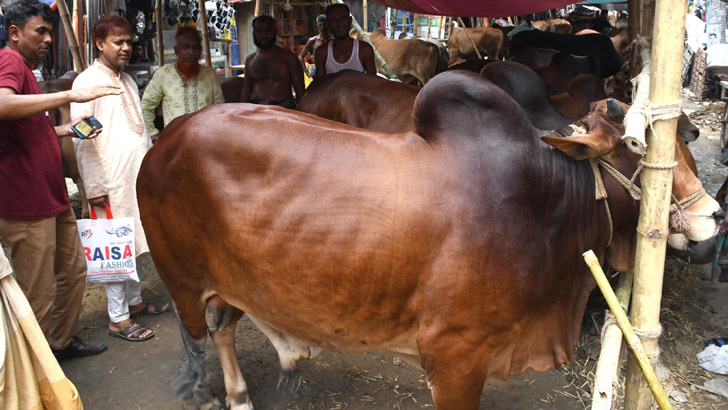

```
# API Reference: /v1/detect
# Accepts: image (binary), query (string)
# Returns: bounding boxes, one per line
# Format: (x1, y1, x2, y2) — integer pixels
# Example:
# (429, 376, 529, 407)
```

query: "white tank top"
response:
(325, 39, 365, 74)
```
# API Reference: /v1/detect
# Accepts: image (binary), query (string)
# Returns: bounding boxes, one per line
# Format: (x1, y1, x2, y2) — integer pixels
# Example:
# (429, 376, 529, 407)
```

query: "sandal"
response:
(108, 321, 155, 342)
(129, 302, 170, 318)
(52, 336, 108, 360)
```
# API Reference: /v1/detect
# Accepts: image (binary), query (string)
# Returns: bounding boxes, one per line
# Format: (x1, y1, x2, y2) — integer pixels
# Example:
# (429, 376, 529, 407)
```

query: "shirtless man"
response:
(241, 15, 305, 109)
(314, 3, 376, 78)
(298, 15, 331, 78)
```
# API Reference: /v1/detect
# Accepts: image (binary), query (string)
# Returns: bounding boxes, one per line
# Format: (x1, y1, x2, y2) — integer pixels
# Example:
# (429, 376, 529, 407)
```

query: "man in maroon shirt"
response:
(0, 1, 120, 359)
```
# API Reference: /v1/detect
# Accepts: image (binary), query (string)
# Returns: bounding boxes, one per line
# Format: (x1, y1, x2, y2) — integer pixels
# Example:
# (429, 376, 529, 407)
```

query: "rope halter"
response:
(589, 157, 707, 247)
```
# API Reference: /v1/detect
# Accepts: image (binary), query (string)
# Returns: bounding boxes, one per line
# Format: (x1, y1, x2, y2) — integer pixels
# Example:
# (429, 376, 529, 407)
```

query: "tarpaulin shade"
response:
(372, 0, 584, 17)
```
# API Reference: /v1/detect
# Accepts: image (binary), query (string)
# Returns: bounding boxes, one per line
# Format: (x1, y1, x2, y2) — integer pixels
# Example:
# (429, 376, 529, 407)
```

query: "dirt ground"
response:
(5, 92, 728, 410)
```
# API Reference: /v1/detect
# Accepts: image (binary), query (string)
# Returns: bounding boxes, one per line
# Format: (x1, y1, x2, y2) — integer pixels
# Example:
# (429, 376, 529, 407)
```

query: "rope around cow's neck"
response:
(591, 157, 707, 247)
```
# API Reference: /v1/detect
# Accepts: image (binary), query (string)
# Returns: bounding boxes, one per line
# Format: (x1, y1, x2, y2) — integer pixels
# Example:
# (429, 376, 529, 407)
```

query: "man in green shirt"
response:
(141, 27, 224, 143)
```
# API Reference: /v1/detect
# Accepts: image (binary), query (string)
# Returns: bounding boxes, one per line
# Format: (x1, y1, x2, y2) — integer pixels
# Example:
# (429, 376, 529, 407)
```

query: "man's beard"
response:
(254, 36, 276, 49)
(177, 60, 200, 79)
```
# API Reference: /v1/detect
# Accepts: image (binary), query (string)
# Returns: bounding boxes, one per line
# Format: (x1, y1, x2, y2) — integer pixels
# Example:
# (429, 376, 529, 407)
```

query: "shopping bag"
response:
(77, 204, 139, 283)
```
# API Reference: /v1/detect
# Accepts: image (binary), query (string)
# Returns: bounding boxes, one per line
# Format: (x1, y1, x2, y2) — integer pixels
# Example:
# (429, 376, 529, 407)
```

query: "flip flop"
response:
(705, 337, 728, 347)
(129, 302, 170, 319)
(52, 336, 108, 360)
(108, 321, 155, 342)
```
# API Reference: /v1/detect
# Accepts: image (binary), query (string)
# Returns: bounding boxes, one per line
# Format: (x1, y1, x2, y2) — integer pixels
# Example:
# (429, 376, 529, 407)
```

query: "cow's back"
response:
(297, 70, 419, 132)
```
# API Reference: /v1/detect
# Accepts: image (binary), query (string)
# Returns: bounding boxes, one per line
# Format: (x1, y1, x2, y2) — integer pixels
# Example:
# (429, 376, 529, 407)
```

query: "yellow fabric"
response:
(0, 252, 83, 410)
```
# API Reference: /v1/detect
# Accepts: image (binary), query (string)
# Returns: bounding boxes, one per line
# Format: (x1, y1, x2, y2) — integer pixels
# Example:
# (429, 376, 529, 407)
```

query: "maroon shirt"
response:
(0, 48, 70, 219)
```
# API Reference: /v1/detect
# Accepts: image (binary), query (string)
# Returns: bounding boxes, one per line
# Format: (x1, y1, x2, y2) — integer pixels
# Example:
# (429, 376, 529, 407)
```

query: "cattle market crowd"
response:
(0, 0, 726, 409)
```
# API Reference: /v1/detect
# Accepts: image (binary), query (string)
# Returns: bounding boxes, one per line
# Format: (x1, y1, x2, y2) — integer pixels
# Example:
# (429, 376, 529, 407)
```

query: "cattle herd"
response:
(44, 15, 722, 410)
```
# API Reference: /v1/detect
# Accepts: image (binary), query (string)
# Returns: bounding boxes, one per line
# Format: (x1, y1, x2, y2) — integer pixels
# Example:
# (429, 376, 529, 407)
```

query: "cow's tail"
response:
(169, 300, 223, 408)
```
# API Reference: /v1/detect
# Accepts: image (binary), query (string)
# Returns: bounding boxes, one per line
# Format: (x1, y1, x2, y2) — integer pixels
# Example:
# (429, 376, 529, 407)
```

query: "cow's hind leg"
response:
(247, 314, 321, 391)
(206, 295, 252, 409)
(170, 300, 223, 409)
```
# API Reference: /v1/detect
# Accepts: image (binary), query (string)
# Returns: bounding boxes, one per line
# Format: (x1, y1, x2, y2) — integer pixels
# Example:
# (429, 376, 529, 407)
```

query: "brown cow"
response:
(447, 25, 504, 65)
(352, 28, 444, 85)
(531, 18, 572, 34)
(297, 71, 419, 132)
(137, 71, 720, 410)
(550, 73, 607, 120)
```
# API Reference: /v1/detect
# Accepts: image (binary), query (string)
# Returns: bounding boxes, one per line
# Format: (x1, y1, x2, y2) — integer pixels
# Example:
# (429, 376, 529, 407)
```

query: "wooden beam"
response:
(57, 0, 84, 72)
(254, 0, 261, 17)
(623, 0, 688, 408)
(198, 0, 212, 67)
(628, 0, 640, 42)
(156, 0, 164, 66)
(363, 0, 368, 31)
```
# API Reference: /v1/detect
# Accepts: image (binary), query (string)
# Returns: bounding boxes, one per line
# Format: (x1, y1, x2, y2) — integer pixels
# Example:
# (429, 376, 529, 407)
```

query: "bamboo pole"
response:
(623, 37, 652, 152)
(390, 9, 397, 39)
(198, 0, 212, 67)
(592, 270, 634, 410)
(426, 16, 432, 39)
(629, 0, 640, 42)
(156, 0, 164, 66)
(457, 17, 483, 60)
(56, 0, 84, 72)
(413, 14, 419, 38)
(624, 0, 688, 408)
(341, 1, 397, 79)
(584, 252, 674, 410)
(641, 0, 656, 39)
(72, 0, 85, 68)
(254, 0, 261, 17)
(437, 16, 445, 39)
(363, 0, 368, 32)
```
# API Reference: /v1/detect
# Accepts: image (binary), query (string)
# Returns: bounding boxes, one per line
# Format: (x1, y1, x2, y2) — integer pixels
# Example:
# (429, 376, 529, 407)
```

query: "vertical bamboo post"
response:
(413, 13, 419, 38)
(72, 0, 85, 68)
(254, 0, 261, 17)
(437, 16, 445, 39)
(426, 16, 432, 39)
(592, 270, 633, 410)
(623, 0, 688, 409)
(390, 9, 397, 38)
(198, 0, 212, 67)
(57, 0, 84, 72)
(363, 0, 368, 32)
(156, 0, 164, 66)
(641, 0, 656, 38)
(629, 0, 641, 42)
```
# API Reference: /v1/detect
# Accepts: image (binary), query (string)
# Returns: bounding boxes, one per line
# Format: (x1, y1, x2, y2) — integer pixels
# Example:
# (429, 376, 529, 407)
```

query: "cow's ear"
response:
(541, 133, 617, 160)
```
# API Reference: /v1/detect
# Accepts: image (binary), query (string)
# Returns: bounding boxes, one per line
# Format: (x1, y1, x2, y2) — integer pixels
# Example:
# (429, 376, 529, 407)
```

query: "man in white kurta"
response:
(71, 17, 168, 342)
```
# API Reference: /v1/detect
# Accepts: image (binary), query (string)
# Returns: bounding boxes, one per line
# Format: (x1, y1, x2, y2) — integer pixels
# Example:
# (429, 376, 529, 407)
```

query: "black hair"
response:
(325, 3, 350, 17)
(316, 14, 327, 24)
(4, 0, 55, 40)
(252, 15, 275, 29)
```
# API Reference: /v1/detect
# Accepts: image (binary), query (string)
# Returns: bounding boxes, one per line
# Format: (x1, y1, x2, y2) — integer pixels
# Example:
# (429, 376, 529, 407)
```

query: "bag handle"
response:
(89, 204, 113, 220)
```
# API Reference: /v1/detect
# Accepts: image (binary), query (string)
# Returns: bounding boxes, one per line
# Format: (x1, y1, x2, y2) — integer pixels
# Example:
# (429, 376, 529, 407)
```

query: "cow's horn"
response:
(606, 98, 626, 123)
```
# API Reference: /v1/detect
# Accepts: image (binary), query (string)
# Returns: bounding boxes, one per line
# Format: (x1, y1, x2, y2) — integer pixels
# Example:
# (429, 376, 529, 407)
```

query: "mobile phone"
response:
(71, 116, 103, 139)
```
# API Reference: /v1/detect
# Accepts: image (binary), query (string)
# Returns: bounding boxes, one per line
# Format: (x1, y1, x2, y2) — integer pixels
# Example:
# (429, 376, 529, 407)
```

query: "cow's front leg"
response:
(206, 295, 251, 409)
(247, 314, 321, 391)
(418, 331, 488, 410)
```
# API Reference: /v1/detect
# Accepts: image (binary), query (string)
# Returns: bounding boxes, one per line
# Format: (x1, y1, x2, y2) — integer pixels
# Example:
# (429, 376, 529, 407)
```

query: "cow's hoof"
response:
(226, 395, 254, 410)
(199, 397, 225, 410)
(277, 369, 302, 392)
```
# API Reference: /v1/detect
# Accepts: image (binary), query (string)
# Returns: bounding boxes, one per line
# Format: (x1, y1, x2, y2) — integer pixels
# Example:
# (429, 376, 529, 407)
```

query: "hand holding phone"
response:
(71, 116, 103, 139)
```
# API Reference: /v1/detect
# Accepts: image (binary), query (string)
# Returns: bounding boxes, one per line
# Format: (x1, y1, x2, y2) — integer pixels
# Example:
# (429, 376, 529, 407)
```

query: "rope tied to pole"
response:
(633, 325, 663, 363)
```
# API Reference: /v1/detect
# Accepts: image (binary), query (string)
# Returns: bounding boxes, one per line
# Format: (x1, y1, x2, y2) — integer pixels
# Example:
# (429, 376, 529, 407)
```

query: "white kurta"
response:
(71, 60, 152, 256)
